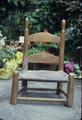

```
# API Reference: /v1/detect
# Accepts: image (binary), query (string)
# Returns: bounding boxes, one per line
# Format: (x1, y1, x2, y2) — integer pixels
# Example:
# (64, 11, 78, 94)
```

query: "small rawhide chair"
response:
(11, 18, 74, 107)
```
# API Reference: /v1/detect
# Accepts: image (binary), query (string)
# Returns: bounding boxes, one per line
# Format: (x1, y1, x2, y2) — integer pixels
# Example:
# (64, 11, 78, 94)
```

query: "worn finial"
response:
(26, 17, 28, 21)
(61, 19, 66, 30)
(25, 17, 28, 29)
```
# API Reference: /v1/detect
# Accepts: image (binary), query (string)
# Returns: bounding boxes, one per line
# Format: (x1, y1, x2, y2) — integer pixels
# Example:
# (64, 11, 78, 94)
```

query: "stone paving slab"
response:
(0, 79, 81, 120)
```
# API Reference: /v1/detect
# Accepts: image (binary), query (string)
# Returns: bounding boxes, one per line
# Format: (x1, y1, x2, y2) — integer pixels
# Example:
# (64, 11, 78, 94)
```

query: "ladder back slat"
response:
(28, 52, 59, 64)
(29, 32, 60, 43)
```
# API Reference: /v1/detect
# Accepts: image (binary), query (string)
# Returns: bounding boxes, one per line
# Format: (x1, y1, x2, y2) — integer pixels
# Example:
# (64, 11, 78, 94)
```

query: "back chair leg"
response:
(11, 71, 19, 105)
(22, 80, 28, 93)
(56, 82, 63, 95)
(66, 73, 74, 107)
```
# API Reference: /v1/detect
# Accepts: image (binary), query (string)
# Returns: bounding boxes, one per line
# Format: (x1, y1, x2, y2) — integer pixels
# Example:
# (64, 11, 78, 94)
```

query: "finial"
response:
(26, 17, 28, 21)
(61, 19, 66, 30)
(25, 17, 28, 29)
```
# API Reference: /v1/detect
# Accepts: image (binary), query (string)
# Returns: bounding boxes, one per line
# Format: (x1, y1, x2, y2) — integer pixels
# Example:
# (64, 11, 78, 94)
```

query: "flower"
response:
(16, 51, 23, 64)
(64, 61, 75, 74)
(64, 60, 80, 77)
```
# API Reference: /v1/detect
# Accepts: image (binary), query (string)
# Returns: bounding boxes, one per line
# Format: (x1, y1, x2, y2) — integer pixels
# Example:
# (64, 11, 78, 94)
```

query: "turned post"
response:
(57, 19, 66, 95)
(22, 18, 29, 91)
(23, 17, 29, 70)
(66, 73, 74, 107)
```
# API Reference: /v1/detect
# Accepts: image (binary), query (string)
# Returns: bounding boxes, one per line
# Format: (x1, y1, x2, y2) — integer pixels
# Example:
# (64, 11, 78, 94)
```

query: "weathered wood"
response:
(11, 71, 19, 105)
(18, 87, 24, 94)
(22, 87, 57, 91)
(66, 73, 74, 107)
(28, 52, 59, 64)
(18, 96, 66, 103)
(56, 82, 63, 95)
(59, 19, 66, 70)
(60, 89, 67, 97)
(23, 18, 29, 70)
(10, 18, 73, 107)
(29, 32, 60, 43)
(57, 20, 66, 94)
(19, 70, 68, 82)
(22, 80, 28, 93)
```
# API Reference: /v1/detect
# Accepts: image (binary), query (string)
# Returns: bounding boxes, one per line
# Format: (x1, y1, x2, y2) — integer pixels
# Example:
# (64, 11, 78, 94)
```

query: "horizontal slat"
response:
(22, 88, 57, 91)
(29, 32, 60, 43)
(60, 89, 67, 97)
(18, 88, 24, 94)
(18, 96, 66, 103)
(28, 52, 59, 64)
(19, 79, 67, 83)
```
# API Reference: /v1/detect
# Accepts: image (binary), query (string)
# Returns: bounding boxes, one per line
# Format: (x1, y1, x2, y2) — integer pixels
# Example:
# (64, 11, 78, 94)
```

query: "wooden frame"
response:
(10, 18, 74, 107)
(11, 72, 74, 106)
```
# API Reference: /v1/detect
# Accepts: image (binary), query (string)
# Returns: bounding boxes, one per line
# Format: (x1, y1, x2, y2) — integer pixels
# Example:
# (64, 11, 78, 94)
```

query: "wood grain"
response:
(19, 70, 68, 82)
(11, 71, 19, 105)
(28, 52, 59, 64)
(29, 32, 60, 43)
(18, 96, 66, 103)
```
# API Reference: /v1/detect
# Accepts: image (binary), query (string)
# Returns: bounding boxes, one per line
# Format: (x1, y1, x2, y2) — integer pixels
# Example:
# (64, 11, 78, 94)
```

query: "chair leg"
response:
(22, 80, 28, 93)
(56, 82, 63, 95)
(11, 71, 19, 105)
(66, 73, 74, 107)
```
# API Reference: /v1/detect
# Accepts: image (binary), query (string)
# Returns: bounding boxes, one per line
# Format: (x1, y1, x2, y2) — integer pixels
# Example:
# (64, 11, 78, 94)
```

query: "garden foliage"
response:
(0, 0, 81, 78)
(0, 0, 81, 52)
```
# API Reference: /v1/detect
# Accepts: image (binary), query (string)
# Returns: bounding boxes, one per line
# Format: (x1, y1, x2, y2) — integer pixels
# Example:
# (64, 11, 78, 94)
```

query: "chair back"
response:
(23, 18, 66, 71)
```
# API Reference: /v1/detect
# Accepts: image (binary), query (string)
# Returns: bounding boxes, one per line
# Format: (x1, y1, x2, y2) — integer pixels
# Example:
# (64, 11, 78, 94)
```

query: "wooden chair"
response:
(11, 18, 74, 107)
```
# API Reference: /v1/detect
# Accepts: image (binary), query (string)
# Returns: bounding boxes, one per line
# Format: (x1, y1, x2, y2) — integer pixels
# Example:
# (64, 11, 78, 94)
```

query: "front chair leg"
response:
(66, 73, 74, 107)
(11, 71, 19, 105)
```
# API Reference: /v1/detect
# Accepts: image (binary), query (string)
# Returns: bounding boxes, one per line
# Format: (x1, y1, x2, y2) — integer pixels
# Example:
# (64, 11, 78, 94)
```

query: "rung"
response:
(18, 96, 66, 103)
(27, 88, 57, 91)
(60, 89, 67, 97)
(19, 78, 67, 82)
